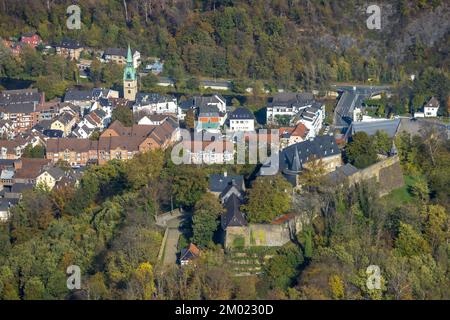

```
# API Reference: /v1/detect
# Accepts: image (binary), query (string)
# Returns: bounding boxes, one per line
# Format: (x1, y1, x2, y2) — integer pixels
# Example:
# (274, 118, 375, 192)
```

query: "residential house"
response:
(179, 243, 201, 266)
(0, 120, 17, 139)
(46, 138, 99, 167)
(47, 119, 179, 166)
(137, 114, 177, 126)
(20, 32, 42, 48)
(0, 89, 44, 134)
(195, 105, 226, 133)
(0, 139, 28, 159)
(95, 97, 129, 119)
(37, 101, 60, 121)
(92, 88, 120, 102)
(144, 59, 163, 75)
(102, 48, 141, 68)
(36, 166, 65, 190)
(72, 124, 95, 139)
(63, 89, 93, 112)
(72, 109, 111, 139)
(266, 92, 315, 124)
(0, 89, 44, 107)
(228, 107, 255, 132)
(81, 108, 109, 130)
(20, 129, 47, 148)
(415, 97, 440, 118)
(279, 123, 310, 149)
(0, 102, 40, 133)
(50, 111, 78, 137)
(0, 198, 19, 222)
(55, 39, 83, 60)
(209, 172, 245, 197)
(290, 101, 325, 138)
(133, 93, 178, 115)
(98, 118, 179, 165)
(12, 158, 51, 185)
(179, 94, 227, 120)
(77, 59, 92, 79)
(220, 194, 248, 241)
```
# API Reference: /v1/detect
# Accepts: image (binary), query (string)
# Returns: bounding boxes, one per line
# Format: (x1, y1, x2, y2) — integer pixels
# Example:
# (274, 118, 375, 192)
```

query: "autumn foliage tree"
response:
(242, 175, 292, 223)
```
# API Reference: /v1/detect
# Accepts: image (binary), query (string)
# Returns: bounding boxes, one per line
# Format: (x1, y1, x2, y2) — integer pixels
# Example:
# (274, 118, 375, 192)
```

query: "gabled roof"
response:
(180, 95, 225, 111)
(209, 173, 244, 193)
(46, 138, 98, 153)
(0, 102, 36, 114)
(103, 120, 156, 138)
(279, 123, 309, 139)
(55, 111, 76, 125)
(57, 39, 83, 49)
(64, 89, 92, 102)
(269, 92, 314, 108)
(10, 183, 34, 193)
(425, 97, 439, 109)
(14, 158, 51, 180)
(0, 89, 42, 106)
(221, 193, 247, 229)
(180, 243, 201, 262)
(41, 166, 65, 180)
(0, 138, 28, 151)
(219, 183, 243, 203)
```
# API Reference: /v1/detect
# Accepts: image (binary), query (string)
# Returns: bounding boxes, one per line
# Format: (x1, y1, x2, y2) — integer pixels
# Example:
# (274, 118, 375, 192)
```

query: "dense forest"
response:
(0, 0, 449, 91)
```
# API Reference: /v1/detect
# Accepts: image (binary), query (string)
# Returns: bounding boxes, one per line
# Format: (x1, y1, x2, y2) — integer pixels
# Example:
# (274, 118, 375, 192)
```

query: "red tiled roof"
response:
(271, 213, 296, 225)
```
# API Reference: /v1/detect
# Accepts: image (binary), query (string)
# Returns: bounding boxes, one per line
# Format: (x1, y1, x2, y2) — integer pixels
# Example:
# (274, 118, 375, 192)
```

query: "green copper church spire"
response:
(123, 44, 136, 81)
(126, 45, 133, 64)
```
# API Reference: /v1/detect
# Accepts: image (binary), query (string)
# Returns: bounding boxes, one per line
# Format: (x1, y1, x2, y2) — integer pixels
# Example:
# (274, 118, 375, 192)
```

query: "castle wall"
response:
(348, 155, 404, 196)
(224, 215, 305, 249)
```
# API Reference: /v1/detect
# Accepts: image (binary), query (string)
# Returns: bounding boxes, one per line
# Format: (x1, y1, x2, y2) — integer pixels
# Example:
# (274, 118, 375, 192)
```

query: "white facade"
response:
(266, 105, 304, 124)
(133, 100, 178, 115)
(424, 105, 439, 117)
(293, 104, 325, 138)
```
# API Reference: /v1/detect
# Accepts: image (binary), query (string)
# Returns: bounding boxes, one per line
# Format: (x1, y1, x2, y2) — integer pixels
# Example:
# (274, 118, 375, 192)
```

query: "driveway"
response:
(163, 227, 181, 265)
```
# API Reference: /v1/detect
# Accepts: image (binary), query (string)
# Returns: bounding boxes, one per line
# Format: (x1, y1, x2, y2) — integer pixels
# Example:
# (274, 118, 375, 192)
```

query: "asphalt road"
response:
(332, 85, 391, 128)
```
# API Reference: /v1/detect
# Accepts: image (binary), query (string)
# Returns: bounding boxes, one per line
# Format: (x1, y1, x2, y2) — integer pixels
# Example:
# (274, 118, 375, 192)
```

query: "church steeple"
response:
(123, 45, 136, 81)
(127, 45, 133, 64)
(123, 44, 137, 101)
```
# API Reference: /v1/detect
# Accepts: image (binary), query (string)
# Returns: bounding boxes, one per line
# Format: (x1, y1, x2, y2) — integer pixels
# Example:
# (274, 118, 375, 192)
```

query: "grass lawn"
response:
(383, 175, 419, 205)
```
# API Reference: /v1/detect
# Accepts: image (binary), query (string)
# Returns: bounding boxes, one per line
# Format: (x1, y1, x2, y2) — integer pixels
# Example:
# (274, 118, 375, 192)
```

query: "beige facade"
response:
(36, 171, 57, 189)
(124, 78, 138, 101)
